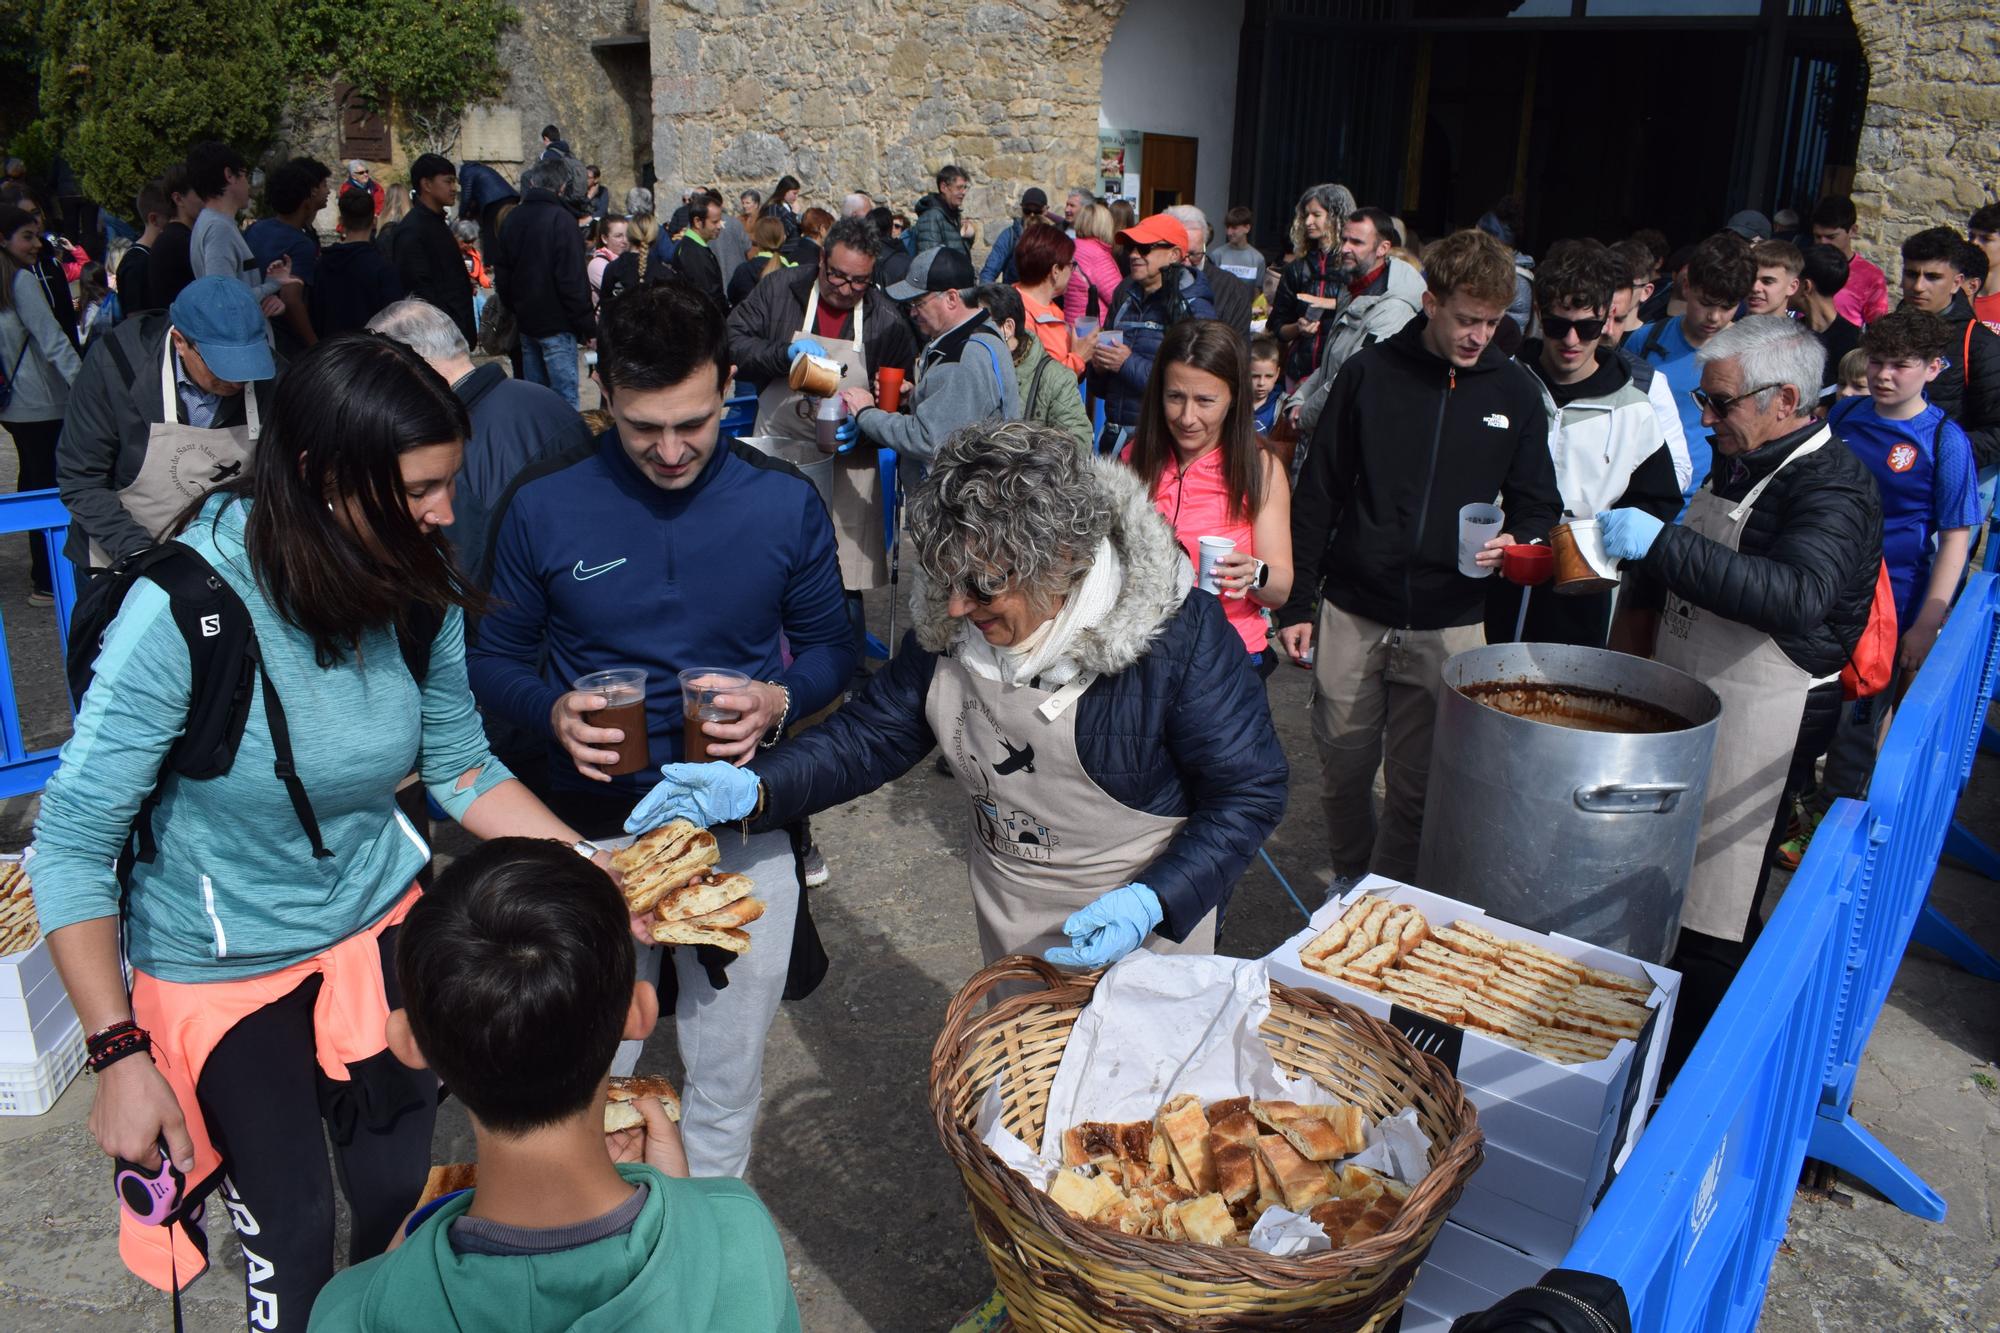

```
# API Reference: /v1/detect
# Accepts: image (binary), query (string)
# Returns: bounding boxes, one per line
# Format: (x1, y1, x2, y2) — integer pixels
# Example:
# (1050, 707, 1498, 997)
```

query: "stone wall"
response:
(1849, 0, 2000, 253)
(649, 0, 1125, 243)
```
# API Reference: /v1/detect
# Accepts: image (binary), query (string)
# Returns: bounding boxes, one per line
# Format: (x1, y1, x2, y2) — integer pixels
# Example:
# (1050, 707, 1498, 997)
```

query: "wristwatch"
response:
(571, 838, 602, 860)
(1254, 559, 1270, 589)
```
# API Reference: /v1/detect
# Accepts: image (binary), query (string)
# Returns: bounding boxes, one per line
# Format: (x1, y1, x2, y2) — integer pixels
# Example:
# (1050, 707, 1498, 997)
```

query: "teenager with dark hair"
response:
(146, 164, 201, 311)
(1628, 232, 1757, 498)
(32, 333, 614, 1330)
(1899, 226, 2000, 495)
(313, 190, 405, 338)
(1970, 203, 2000, 327)
(116, 176, 172, 321)
(188, 140, 297, 336)
(1128, 318, 1293, 676)
(469, 282, 853, 1179)
(247, 159, 329, 351)
(1798, 242, 1861, 393)
(307, 839, 800, 1332)
(1812, 194, 1889, 325)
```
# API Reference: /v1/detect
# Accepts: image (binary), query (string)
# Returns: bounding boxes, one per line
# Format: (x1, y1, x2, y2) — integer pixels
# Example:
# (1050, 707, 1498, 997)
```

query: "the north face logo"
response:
(1483, 413, 1510, 429)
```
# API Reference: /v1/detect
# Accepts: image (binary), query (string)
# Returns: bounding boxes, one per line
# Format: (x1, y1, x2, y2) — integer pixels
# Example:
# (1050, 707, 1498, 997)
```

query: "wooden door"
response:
(1140, 134, 1199, 215)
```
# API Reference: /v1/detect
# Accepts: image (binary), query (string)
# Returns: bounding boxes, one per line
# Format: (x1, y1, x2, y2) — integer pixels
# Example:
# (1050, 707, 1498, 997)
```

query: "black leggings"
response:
(194, 927, 436, 1332)
(6, 417, 60, 594)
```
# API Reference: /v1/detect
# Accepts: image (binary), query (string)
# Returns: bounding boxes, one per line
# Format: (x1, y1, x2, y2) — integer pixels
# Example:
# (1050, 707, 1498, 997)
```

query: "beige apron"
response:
(925, 652, 1218, 965)
(752, 288, 887, 589)
(1655, 427, 1830, 942)
(88, 339, 261, 568)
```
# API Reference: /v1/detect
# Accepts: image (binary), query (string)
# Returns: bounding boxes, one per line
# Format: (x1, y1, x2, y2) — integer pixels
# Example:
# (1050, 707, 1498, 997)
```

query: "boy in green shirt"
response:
(308, 839, 800, 1332)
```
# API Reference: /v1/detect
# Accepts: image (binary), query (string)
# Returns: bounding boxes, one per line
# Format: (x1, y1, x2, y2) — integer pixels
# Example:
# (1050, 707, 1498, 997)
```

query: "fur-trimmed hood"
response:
(910, 455, 1192, 676)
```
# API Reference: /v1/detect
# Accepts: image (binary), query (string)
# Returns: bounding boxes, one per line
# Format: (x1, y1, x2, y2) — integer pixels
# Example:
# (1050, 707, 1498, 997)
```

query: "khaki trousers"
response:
(1310, 600, 1484, 881)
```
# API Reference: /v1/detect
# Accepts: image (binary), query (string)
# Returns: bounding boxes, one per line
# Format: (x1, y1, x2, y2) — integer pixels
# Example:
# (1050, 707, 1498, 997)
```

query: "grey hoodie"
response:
(854, 309, 1019, 466)
(1288, 256, 1427, 441)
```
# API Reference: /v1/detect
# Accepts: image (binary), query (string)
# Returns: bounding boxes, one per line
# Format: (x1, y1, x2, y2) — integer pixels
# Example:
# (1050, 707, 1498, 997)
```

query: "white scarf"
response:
(954, 539, 1122, 688)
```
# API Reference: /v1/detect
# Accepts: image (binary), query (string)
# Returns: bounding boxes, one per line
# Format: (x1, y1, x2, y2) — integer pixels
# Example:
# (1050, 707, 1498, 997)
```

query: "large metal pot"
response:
(1417, 643, 1722, 964)
(737, 435, 836, 509)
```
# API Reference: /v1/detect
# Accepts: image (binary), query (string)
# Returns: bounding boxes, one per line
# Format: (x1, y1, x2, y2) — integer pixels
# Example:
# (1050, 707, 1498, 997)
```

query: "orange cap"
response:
(1116, 214, 1190, 252)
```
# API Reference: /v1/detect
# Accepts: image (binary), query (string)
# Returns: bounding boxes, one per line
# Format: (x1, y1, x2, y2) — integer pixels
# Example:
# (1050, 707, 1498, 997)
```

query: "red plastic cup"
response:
(876, 366, 905, 412)
(1501, 543, 1555, 587)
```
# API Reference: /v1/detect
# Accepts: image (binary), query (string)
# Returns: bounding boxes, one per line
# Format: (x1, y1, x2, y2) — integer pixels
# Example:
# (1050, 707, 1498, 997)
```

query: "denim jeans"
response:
(521, 332, 580, 407)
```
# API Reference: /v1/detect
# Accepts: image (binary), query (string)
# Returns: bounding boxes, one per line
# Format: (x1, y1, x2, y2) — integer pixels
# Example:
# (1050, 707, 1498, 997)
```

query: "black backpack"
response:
(65, 542, 443, 877)
(1449, 1269, 1633, 1333)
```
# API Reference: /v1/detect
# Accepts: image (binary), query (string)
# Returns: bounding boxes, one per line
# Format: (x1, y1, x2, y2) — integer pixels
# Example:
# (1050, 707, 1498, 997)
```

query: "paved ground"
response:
(0, 443, 1992, 1329)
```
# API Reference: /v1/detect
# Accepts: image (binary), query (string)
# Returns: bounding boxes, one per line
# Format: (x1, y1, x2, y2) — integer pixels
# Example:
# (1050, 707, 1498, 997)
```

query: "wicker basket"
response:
(929, 956, 1484, 1333)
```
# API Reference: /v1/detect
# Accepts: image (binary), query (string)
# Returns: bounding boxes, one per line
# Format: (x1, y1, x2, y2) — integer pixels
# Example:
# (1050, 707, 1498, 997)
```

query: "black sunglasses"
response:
(1692, 383, 1783, 416)
(956, 569, 1016, 605)
(1543, 314, 1607, 342)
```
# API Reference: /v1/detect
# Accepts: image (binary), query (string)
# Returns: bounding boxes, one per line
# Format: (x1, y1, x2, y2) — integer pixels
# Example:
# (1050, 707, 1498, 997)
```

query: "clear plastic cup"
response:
(677, 668, 751, 764)
(1458, 503, 1504, 578)
(574, 668, 648, 776)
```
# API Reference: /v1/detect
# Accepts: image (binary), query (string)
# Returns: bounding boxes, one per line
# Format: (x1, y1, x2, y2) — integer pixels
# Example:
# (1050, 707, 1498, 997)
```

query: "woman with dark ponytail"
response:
(30, 333, 630, 1329)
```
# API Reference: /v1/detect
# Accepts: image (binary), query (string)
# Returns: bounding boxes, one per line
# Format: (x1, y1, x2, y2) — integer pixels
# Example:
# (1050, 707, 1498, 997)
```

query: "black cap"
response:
(885, 247, 977, 301)
(1022, 187, 1048, 210)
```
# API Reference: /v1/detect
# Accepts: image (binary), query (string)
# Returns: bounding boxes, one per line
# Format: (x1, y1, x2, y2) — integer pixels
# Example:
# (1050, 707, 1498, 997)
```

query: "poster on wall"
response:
(1098, 139, 1125, 195)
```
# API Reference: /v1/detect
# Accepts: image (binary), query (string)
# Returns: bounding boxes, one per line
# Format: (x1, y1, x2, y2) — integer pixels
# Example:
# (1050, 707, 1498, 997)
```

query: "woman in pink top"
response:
(1127, 320, 1294, 676)
(1063, 202, 1126, 329)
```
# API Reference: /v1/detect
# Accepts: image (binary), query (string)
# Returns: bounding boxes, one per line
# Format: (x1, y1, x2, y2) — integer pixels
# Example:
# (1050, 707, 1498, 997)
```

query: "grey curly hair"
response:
(1289, 182, 1356, 255)
(906, 422, 1115, 611)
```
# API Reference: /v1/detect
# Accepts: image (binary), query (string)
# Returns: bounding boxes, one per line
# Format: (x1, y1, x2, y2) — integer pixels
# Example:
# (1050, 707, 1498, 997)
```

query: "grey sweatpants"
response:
(611, 827, 799, 1179)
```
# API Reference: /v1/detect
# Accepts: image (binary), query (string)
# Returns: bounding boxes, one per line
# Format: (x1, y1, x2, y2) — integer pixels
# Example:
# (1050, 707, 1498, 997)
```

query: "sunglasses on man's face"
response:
(1134, 241, 1176, 255)
(1542, 314, 1607, 343)
(1692, 383, 1782, 416)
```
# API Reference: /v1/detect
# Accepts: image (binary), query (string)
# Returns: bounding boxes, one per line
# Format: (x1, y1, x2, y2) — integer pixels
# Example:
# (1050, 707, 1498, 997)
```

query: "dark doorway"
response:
(1140, 134, 1199, 215)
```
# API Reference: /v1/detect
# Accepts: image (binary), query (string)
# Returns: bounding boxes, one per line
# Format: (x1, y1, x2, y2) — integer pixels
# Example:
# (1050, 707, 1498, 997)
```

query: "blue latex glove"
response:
(1595, 508, 1665, 561)
(787, 338, 827, 364)
(1044, 884, 1165, 969)
(832, 415, 860, 453)
(622, 762, 761, 835)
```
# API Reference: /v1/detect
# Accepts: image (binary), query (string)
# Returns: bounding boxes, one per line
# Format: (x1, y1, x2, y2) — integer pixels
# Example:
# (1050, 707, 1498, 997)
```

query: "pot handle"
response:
(1573, 782, 1688, 814)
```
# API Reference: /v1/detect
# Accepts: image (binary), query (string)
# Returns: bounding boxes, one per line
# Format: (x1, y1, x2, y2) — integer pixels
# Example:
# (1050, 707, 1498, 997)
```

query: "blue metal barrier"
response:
(0, 490, 79, 799)
(721, 387, 759, 438)
(1564, 572, 2000, 1326)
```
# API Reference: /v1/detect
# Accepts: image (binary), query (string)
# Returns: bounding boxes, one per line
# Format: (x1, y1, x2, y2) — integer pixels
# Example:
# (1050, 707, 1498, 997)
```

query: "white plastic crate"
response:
(0, 1009, 85, 1116)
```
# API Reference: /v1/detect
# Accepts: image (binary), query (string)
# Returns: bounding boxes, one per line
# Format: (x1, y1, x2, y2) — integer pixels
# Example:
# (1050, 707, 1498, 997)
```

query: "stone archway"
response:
(649, 0, 1127, 238)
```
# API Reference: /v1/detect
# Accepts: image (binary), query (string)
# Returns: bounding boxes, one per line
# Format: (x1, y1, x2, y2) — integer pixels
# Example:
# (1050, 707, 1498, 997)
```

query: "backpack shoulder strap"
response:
(397, 604, 445, 685)
(1966, 319, 1976, 387)
(1637, 319, 1670, 361)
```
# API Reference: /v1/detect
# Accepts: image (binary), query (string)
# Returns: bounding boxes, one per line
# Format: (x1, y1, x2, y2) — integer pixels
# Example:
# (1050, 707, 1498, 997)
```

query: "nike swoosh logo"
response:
(572, 558, 628, 581)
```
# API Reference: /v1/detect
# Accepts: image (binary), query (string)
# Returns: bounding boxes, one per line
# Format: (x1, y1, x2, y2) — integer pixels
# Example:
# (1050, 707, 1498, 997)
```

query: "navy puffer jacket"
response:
(1092, 266, 1219, 430)
(750, 459, 1287, 940)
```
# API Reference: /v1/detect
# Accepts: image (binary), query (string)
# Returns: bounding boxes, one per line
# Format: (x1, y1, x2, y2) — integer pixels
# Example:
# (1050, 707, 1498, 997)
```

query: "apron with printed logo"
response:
(752, 288, 887, 588)
(1655, 428, 1830, 942)
(89, 340, 261, 568)
(925, 653, 1218, 965)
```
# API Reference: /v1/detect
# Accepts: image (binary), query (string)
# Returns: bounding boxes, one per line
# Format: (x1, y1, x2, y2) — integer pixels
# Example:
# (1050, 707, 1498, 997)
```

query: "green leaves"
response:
(281, 0, 516, 155)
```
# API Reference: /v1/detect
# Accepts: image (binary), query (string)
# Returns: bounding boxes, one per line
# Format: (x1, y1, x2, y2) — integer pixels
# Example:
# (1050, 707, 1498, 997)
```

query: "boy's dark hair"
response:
(1248, 333, 1282, 365)
(135, 177, 171, 225)
(1812, 195, 1858, 232)
(541, 123, 561, 141)
(1347, 206, 1400, 249)
(1860, 306, 1949, 364)
(410, 153, 456, 188)
(398, 838, 636, 1133)
(1224, 204, 1253, 230)
(336, 187, 375, 233)
(1684, 233, 1755, 305)
(264, 161, 315, 216)
(1628, 228, 1670, 267)
(1957, 240, 1989, 286)
(1799, 242, 1850, 296)
(1901, 225, 1968, 271)
(1533, 238, 1621, 315)
(1971, 203, 2000, 235)
(597, 279, 729, 393)
(186, 140, 247, 201)
(1607, 239, 1653, 289)
(288, 156, 331, 185)
(936, 164, 969, 188)
(1663, 242, 1697, 277)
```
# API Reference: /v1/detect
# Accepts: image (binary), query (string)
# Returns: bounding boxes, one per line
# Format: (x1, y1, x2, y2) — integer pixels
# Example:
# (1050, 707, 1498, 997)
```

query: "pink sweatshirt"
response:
(1063, 237, 1125, 325)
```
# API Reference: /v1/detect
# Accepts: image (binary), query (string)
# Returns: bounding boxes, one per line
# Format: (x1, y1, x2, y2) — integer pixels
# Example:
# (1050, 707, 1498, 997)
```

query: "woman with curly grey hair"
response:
(624, 421, 1287, 971)
(1273, 182, 1355, 385)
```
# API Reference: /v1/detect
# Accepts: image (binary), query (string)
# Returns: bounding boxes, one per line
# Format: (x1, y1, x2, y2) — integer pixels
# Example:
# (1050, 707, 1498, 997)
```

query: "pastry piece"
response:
(1573, 963, 1653, 996)
(1322, 965, 1385, 991)
(1502, 937, 1587, 979)
(680, 893, 766, 931)
(1300, 917, 1354, 965)
(1554, 1008, 1643, 1043)
(1381, 969, 1468, 1016)
(1388, 908, 1430, 959)
(1252, 1145, 1284, 1216)
(1351, 897, 1395, 945)
(1432, 925, 1506, 964)
(1318, 1104, 1367, 1157)
(649, 920, 752, 952)
(1342, 1196, 1403, 1244)
(1309, 1195, 1372, 1238)
(1156, 1094, 1215, 1194)
(614, 822, 720, 913)
(1569, 984, 1651, 1015)
(1349, 942, 1399, 977)
(1062, 1122, 1122, 1173)
(1254, 1134, 1334, 1212)
(655, 871, 756, 923)
(1249, 1100, 1304, 1130)
(1331, 1163, 1387, 1200)
(1273, 1115, 1347, 1162)
(1212, 1142, 1258, 1204)
(1097, 1196, 1153, 1236)
(604, 1075, 682, 1132)
(416, 1162, 478, 1209)
(1049, 1168, 1125, 1222)
(1462, 994, 1540, 1040)
(1206, 1095, 1251, 1122)
(1405, 944, 1493, 989)
(1208, 1109, 1260, 1148)
(1165, 1193, 1236, 1246)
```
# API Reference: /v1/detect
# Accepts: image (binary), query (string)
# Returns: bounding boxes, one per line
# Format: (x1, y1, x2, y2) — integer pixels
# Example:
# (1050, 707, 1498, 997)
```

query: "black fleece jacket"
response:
(1631, 419, 1882, 677)
(1927, 292, 2000, 469)
(1281, 316, 1561, 631)
(494, 188, 595, 340)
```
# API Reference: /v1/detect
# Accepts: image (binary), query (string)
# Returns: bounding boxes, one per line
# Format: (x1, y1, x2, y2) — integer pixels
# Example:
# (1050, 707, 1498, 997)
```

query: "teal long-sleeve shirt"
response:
(31, 497, 512, 982)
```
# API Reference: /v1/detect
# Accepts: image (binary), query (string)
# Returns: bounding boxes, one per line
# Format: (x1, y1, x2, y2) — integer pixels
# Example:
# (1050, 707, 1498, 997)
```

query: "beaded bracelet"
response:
(86, 1021, 152, 1074)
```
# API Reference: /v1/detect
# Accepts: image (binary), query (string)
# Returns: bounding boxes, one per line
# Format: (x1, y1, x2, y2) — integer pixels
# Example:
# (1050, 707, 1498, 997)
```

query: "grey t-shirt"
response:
(448, 1181, 650, 1257)
(1210, 242, 1267, 280)
(191, 209, 279, 300)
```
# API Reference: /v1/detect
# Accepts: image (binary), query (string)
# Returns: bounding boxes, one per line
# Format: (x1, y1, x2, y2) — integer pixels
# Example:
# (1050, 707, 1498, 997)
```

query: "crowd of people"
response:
(4, 125, 1999, 1331)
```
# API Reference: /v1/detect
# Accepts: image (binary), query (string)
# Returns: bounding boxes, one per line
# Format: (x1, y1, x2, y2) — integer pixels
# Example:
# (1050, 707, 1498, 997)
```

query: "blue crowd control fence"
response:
(1564, 571, 2000, 1327)
(0, 491, 80, 800)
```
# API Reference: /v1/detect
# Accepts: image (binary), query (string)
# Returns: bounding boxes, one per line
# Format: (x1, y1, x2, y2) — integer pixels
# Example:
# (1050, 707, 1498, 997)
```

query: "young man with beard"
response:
(1628, 233, 1756, 500)
(1487, 240, 1681, 648)
(1897, 226, 2000, 515)
(1286, 206, 1426, 446)
(1278, 229, 1559, 894)
(468, 283, 852, 1178)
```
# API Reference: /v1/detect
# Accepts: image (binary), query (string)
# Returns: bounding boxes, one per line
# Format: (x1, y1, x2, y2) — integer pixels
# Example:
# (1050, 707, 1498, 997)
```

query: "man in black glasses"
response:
(1484, 240, 1682, 648)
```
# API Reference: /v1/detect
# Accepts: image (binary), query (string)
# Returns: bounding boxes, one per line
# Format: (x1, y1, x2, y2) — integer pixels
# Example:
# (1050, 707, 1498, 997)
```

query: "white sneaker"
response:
(802, 844, 830, 888)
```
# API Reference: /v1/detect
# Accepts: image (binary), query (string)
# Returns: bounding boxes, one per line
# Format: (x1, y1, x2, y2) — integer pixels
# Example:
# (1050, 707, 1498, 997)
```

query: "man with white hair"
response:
(367, 297, 590, 575)
(1596, 314, 1881, 1076)
(1165, 203, 1253, 335)
(339, 159, 383, 215)
(841, 191, 873, 218)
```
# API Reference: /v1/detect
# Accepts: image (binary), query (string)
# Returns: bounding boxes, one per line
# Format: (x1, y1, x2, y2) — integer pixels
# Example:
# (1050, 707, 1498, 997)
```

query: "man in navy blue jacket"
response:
(467, 281, 853, 1179)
